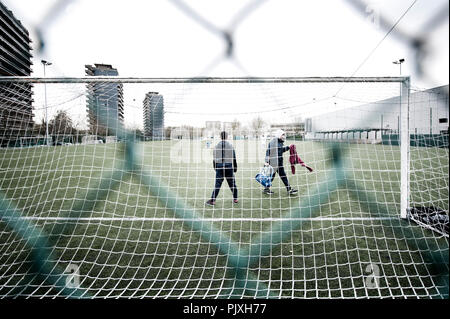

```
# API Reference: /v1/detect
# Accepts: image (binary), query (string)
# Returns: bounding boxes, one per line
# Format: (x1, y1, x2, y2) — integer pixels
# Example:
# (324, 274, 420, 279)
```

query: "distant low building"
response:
(205, 121, 222, 139)
(305, 85, 449, 145)
(81, 135, 104, 144)
(270, 122, 305, 139)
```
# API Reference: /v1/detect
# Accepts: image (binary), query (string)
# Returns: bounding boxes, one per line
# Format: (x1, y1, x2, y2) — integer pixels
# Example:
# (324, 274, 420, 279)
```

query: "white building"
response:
(305, 85, 448, 144)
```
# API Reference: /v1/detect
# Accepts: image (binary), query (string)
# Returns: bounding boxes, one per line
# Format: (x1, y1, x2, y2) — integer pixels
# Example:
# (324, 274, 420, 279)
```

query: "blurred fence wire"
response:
(30, 0, 449, 87)
(27, 0, 448, 118)
(344, 0, 449, 91)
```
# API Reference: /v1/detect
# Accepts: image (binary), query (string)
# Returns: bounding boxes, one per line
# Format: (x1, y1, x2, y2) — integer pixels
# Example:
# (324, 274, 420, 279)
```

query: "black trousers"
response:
(268, 166, 290, 190)
(211, 163, 238, 200)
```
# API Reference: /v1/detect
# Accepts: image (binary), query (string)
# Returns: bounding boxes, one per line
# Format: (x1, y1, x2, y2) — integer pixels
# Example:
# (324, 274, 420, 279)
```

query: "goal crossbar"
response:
(0, 76, 409, 84)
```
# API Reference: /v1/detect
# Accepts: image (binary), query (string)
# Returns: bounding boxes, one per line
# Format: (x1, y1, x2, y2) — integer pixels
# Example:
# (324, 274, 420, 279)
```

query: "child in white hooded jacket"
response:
(264, 129, 298, 195)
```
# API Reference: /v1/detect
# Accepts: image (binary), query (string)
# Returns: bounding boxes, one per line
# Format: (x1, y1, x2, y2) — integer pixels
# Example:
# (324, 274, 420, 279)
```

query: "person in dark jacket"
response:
(206, 131, 238, 206)
(263, 129, 298, 195)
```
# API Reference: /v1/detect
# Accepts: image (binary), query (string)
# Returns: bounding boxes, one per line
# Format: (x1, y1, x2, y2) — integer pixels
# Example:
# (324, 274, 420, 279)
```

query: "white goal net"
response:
(0, 77, 448, 298)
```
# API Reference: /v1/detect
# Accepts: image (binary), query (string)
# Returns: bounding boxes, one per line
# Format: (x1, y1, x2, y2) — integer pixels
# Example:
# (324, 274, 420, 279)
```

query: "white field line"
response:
(4, 216, 397, 222)
(0, 168, 402, 173)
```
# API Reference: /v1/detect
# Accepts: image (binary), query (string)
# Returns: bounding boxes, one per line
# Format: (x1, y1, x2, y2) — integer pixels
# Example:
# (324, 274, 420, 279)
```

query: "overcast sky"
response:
(3, 0, 449, 128)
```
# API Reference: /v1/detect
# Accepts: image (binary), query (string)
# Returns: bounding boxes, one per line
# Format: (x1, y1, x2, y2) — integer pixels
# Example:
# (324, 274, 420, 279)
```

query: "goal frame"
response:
(0, 75, 412, 220)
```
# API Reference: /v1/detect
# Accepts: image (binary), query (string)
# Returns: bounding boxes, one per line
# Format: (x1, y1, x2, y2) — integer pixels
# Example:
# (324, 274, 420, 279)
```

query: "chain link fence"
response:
(0, 0, 448, 299)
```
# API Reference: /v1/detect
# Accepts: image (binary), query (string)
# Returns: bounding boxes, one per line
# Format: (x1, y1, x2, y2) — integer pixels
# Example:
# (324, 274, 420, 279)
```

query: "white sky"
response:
(3, 0, 449, 129)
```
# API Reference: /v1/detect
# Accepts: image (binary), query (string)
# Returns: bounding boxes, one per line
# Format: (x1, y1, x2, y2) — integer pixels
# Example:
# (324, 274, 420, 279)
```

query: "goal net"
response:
(0, 77, 448, 299)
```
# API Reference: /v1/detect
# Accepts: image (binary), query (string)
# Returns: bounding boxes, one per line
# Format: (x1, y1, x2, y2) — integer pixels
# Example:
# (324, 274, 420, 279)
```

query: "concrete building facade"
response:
(0, 2, 33, 147)
(305, 85, 449, 145)
(85, 64, 124, 136)
(143, 92, 164, 140)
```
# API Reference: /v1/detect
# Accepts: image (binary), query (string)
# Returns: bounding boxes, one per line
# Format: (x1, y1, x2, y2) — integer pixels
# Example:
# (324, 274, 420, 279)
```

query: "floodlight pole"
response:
(42, 60, 52, 146)
(393, 58, 404, 76)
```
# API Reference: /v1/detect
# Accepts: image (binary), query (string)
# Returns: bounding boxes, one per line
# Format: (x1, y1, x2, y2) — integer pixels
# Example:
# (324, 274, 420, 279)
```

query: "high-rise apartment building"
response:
(0, 2, 33, 147)
(143, 92, 164, 140)
(85, 64, 124, 135)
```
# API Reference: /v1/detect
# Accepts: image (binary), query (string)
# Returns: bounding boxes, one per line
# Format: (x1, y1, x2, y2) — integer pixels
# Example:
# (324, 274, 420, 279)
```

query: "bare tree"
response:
(33, 118, 47, 136)
(50, 110, 74, 134)
(181, 125, 194, 139)
(165, 126, 174, 140)
(231, 118, 241, 137)
(251, 116, 265, 138)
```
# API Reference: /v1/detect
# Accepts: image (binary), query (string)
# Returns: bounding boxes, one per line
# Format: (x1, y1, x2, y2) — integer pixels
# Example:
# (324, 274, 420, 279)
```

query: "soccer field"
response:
(0, 140, 448, 298)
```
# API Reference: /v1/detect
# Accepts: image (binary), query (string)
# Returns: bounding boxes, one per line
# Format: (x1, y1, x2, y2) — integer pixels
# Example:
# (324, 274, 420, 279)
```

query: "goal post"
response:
(400, 76, 410, 219)
(0, 76, 448, 299)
